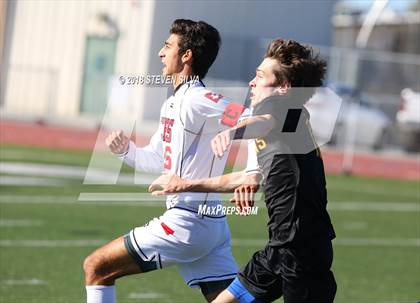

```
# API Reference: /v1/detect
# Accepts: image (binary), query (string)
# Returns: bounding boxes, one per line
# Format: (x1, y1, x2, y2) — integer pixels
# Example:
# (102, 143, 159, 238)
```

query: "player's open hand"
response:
(105, 130, 130, 155)
(148, 174, 187, 196)
(211, 129, 234, 158)
(230, 183, 258, 216)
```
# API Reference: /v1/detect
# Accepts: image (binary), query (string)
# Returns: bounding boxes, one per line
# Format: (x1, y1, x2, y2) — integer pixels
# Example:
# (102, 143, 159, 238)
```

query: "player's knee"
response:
(83, 253, 104, 283)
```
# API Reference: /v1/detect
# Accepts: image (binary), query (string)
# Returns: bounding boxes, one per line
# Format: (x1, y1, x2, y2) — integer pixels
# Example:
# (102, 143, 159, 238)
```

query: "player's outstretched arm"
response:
(212, 114, 275, 158)
(148, 171, 261, 195)
(149, 172, 261, 213)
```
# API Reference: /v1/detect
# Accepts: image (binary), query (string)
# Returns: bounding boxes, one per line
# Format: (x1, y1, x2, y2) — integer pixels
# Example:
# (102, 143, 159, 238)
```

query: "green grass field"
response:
(0, 145, 419, 303)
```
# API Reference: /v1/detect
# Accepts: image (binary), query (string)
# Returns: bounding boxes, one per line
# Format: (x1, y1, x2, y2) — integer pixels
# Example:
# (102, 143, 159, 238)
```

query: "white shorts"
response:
(124, 207, 238, 287)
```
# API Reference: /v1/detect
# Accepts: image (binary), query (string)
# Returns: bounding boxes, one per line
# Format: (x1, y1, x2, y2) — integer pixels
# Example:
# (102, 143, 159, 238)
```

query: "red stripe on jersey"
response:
(161, 222, 174, 235)
(221, 103, 246, 127)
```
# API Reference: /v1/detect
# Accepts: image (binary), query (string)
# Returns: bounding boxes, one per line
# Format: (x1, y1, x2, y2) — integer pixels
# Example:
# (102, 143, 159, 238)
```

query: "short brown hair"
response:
(265, 39, 326, 87)
(170, 19, 221, 79)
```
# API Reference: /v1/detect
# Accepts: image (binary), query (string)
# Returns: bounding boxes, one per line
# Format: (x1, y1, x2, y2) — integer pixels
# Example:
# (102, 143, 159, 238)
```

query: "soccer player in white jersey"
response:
(83, 19, 251, 303)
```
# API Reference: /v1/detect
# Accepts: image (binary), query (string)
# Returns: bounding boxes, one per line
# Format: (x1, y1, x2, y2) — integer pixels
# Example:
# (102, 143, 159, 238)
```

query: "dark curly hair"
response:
(265, 39, 327, 88)
(170, 19, 221, 79)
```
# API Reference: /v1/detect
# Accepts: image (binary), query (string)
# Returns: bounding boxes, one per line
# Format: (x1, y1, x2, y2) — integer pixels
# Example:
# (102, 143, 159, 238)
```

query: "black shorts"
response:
(238, 239, 336, 303)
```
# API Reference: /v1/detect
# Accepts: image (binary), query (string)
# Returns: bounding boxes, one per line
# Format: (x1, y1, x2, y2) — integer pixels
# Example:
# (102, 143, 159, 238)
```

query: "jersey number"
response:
(161, 117, 174, 143)
(164, 146, 172, 170)
(255, 138, 267, 152)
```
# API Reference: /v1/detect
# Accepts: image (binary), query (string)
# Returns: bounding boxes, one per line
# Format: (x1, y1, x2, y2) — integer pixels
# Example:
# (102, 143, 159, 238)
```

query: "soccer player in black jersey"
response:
(150, 39, 337, 303)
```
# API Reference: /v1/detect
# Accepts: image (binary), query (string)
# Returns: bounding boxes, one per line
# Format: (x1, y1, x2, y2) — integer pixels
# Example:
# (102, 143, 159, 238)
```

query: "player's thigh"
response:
(85, 236, 142, 278)
(211, 289, 239, 303)
(302, 239, 336, 302)
(304, 270, 336, 303)
(281, 243, 336, 303)
(282, 270, 336, 303)
(241, 248, 283, 299)
(178, 233, 237, 288)
(126, 214, 222, 274)
(199, 278, 235, 302)
(213, 277, 265, 303)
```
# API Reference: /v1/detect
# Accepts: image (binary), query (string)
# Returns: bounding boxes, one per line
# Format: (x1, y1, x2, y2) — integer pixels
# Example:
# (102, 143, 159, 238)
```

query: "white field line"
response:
(327, 182, 420, 199)
(0, 219, 44, 227)
(341, 221, 368, 230)
(0, 239, 107, 247)
(232, 238, 420, 247)
(0, 195, 79, 204)
(0, 238, 418, 248)
(0, 195, 165, 207)
(78, 193, 165, 202)
(127, 292, 166, 300)
(0, 162, 87, 179)
(2, 161, 419, 197)
(0, 176, 67, 186)
(328, 202, 419, 212)
(0, 162, 156, 185)
(2, 279, 47, 286)
(1, 195, 418, 212)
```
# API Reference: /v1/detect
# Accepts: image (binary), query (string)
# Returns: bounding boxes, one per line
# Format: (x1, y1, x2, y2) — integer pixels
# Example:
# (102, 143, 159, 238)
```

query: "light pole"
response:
(342, 0, 389, 175)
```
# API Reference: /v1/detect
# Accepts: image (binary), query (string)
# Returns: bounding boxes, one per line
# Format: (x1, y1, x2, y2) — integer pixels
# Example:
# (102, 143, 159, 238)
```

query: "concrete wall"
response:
(3, 0, 155, 123)
(0, 0, 6, 64)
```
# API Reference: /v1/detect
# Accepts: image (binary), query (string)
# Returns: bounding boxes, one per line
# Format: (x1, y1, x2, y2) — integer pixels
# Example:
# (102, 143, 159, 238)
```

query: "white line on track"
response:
(2, 279, 47, 286)
(0, 238, 418, 248)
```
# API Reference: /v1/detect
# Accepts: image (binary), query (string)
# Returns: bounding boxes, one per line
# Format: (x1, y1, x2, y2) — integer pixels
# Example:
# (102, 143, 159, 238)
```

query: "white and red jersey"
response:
(122, 80, 252, 212)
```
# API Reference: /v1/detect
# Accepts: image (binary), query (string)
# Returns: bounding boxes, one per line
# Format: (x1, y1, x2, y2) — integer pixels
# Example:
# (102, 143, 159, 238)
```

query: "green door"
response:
(80, 36, 116, 115)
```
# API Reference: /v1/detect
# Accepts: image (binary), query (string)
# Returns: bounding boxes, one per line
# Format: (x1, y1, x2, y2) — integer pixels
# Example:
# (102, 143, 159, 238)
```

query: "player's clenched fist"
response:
(105, 130, 130, 154)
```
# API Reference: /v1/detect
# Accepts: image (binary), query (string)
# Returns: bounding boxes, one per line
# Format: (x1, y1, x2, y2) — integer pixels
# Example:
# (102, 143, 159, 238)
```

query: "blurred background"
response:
(0, 1, 419, 303)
